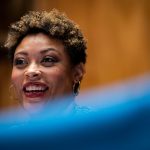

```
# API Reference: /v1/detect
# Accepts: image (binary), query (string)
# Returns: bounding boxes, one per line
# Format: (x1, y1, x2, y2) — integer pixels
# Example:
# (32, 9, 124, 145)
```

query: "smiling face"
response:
(11, 33, 83, 113)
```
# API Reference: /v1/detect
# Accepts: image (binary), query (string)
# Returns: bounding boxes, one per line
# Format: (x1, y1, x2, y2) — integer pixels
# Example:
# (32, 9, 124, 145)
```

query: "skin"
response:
(11, 33, 84, 114)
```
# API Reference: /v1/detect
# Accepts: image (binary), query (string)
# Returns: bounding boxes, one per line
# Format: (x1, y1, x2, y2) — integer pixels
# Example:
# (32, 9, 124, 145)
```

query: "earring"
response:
(73, 81, 81, 96)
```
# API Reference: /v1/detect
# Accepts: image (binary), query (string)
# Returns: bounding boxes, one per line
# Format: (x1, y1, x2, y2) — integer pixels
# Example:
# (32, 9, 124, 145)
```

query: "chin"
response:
(22, 100, 47, 115)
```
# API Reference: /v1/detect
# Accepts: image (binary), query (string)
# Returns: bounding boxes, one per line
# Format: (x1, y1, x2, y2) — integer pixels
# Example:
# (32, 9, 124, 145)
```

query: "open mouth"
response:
(23, 82, 49, 98)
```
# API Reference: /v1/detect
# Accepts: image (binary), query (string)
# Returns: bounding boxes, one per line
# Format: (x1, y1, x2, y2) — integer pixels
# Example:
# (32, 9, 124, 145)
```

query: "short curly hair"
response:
(5, 9, 87, 66)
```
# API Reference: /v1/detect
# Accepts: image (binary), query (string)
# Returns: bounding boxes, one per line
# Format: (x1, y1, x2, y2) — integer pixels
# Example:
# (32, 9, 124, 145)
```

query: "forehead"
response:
(15, 33, 65, 55)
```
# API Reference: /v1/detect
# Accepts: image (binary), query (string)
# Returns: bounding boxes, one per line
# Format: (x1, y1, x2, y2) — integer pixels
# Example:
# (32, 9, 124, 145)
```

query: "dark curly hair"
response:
(4, 9, 87, 66)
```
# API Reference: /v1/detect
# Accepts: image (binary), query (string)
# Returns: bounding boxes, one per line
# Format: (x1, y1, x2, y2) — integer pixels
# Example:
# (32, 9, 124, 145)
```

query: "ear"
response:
(73, 63, 85, 83)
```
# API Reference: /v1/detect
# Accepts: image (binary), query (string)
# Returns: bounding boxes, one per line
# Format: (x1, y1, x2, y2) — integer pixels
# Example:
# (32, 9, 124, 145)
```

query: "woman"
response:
(5, 9, 87, 115)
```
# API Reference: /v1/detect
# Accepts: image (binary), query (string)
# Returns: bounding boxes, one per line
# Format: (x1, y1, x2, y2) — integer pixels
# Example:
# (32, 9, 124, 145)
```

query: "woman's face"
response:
(11, 33, 81, 112)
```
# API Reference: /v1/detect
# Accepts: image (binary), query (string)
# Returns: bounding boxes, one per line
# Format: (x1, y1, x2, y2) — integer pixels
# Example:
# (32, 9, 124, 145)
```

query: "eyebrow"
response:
(14, 51, 28, 57)
(14, 48, 58, 57)
(40, 48, 56, 54)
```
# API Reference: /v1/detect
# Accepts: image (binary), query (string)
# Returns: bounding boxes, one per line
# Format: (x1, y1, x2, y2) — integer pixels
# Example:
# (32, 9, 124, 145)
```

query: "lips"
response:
(23, 82, 49, 98)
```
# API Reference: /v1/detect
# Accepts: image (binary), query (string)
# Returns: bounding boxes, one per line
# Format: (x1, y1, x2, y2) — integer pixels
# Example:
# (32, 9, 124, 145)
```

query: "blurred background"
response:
(0, 0, 150, 109)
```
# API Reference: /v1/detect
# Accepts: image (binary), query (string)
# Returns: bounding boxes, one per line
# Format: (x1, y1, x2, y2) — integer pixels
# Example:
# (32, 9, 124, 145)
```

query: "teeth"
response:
(25, 85, 46, 92)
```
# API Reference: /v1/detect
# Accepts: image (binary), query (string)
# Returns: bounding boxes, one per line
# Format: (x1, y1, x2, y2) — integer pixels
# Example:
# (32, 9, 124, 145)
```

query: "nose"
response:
(24, 63, 41, 81)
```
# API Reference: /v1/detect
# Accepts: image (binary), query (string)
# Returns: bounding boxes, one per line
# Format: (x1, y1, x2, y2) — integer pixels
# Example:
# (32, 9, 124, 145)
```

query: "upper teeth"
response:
(25, 86, 46, 91)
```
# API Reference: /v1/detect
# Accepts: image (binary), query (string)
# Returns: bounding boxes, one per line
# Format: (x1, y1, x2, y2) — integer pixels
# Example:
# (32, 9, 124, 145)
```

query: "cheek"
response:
(11, 68, 23, 90)
(49, 70, 67, 83)
(46, 68, 73, 89)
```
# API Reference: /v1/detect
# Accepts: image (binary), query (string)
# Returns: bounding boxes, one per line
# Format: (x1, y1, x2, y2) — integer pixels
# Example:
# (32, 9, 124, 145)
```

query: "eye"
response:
(41, 56, 57, 67)
(14, 58, 28, 68)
